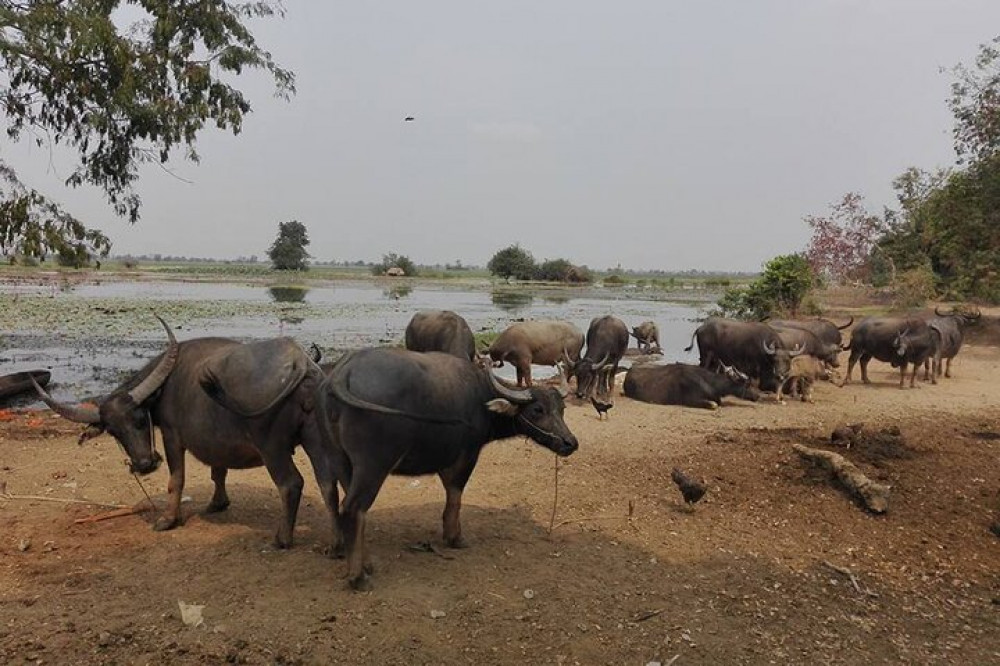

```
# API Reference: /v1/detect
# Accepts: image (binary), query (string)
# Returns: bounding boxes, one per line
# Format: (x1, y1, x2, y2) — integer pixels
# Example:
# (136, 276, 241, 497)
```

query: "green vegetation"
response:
(0, 1, 292, 259)
(371, 253, 417, 277)
(268, 221, 311, 271)
(714, 254, 814, 320)
(487, 244, 537, 282)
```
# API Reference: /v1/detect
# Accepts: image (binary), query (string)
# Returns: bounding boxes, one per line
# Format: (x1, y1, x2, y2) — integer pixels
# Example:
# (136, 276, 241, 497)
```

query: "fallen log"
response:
(792, 443, 890, 513)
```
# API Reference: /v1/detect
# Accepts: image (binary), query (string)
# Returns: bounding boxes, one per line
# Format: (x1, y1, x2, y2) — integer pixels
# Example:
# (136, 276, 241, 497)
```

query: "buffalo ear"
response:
(486, 398, 520, 416)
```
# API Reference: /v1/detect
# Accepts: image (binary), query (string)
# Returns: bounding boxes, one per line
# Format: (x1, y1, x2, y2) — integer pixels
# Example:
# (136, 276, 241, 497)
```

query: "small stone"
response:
(17, 538, 30, 552)
(523, 589, 535, 600)
(429, 610, 446, 619)
(97, 632, 111, 648)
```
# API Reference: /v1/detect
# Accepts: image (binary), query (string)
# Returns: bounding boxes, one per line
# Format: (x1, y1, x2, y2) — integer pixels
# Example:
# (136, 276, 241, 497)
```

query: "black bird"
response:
(404, 116, 415, 121)
(671, 467, 707, 508)
(591, 395, 613, 420)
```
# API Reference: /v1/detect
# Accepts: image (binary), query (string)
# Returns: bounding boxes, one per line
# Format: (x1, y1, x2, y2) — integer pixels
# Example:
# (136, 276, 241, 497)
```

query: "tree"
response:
(949, 35, 1000, 161)
(371, 252, 417, 277)
(804, 193, 885, 285)
(268, 220, 310, 270)
(535, 258, 574, 282)
(487, 244, 536, 282)
(714, 254, 814, 320)
(0, 1, 294, 258)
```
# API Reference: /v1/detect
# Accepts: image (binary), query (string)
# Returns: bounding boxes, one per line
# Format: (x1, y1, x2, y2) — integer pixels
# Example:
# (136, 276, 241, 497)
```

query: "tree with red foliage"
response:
(804, 193, 886, 285)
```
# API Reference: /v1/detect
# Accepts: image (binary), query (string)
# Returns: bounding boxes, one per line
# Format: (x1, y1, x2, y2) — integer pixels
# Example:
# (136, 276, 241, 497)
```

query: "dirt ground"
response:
(3, 343, 1000, 665)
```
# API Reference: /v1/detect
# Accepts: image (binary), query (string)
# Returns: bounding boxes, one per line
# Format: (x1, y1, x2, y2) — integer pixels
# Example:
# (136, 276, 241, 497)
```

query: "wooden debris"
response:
(73, 500, 155, 524)
(792, 443, 890, 513)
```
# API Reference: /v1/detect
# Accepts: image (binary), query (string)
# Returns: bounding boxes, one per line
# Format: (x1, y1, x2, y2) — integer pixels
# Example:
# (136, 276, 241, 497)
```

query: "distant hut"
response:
(385, 267, 406, 277)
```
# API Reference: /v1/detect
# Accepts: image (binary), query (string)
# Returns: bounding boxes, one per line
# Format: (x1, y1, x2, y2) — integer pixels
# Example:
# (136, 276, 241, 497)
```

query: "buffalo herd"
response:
(31, 304, 980, 589)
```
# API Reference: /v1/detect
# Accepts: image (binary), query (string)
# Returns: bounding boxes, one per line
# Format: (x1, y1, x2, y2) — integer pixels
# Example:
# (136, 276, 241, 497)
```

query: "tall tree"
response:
(268, 220, 310, 271)
(803, 193, 885, 285)
(950, 36, 1000, 162)
(487, 244, 536, 282)
(0, 1, 293, 258)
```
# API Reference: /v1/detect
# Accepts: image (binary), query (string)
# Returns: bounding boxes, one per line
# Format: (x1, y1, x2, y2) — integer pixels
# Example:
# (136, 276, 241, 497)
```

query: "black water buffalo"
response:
(623, 363, 760, 409)
(926, 306, 980, 378)
(685, 318, 803, 390)
(767, 324, 842, 367)
(766, 317, 853, 348)
(404, 310, 476, 361)
(316, 348, 578, 590)
(844, 316, 938, 388)
(33, 318, 337, 549)
(630, 321, 662, 353)
(488, 320, 584, 387)
(573, 316, 629, 399)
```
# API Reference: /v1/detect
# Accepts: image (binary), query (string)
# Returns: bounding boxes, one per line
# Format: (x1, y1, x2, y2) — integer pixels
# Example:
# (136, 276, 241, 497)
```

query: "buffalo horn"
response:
(127, 315, 179, 405)
(591, 352, 611, 369)
(934, 306, 950, 317)
(487, 371, 534, 405)
(836, 317, 854, 330)
(561, 346, 575, 366)
(762, 339, 777, 355)
(789, 343, 804, 357)
(30, 375, 101, 424)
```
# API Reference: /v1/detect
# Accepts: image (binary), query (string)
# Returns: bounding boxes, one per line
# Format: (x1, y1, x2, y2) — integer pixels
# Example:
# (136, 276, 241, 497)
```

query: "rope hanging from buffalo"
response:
(548, 453, 560, 534)
(107, 411, 160, 520)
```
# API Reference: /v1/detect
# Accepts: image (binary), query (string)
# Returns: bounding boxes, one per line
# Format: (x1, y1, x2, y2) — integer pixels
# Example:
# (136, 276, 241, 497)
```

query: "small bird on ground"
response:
(591, 395, 613, 420)
(671, 467, 707, 509)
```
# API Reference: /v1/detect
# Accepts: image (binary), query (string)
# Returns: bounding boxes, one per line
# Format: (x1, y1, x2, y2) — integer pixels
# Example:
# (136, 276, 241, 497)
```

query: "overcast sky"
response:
(6, 1, 1000, 271)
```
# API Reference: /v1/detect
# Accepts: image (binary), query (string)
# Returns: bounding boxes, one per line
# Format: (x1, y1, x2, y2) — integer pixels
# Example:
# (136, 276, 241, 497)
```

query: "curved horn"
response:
(789, 343, 805, 357)
(591, 352, 611, 369)
(762, 339, 777, 355)
(561, 346, 575, 366)
(30, 375, 100, 424)
(127, 315, 179, 405)
(836, 317, 854, 330)
(934, 306, 949, 317)
(487, 371, 534, 405)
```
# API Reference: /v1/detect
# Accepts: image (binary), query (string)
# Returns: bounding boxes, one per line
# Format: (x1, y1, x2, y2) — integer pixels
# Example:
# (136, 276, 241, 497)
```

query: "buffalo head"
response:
(32, 316, 179, 475)
(485, 372, 578, 457)
(762, 339, 804, 382)
(572, 352, 612, 399)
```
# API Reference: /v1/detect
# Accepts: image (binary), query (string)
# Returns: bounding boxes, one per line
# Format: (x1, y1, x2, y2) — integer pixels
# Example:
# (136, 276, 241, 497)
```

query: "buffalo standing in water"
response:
(317, 348, 578, 590)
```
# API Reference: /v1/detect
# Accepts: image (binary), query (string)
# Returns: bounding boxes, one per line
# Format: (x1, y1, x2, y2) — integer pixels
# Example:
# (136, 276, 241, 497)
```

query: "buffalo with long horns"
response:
(33, 317, 338, 549)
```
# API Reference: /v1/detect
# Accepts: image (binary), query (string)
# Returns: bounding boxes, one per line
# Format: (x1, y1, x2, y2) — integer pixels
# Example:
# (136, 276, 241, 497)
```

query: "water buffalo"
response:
(766, 317, 853, 347)
(623, 362, 761, 409)
(926, 306, 980, 378)
(316, 348, 578, 590)
(685, 318, 803, 390)
(488, 320, 584, 387)
(844, 316, 938, 388)
(630, 321, 662, 353)
(573, 316, 629, 400)
(778, 355, 841, 403)
(404, 310, 476, 361)
(33, 318, 338, 549)
(767, 324, 842, 367)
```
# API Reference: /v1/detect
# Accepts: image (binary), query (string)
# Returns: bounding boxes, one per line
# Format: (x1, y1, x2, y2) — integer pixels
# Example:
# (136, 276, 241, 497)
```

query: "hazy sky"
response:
(6, 1, 1000, 271)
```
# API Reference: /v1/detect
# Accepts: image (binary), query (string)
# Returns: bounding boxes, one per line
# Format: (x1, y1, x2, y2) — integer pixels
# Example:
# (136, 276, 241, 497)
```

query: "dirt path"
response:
(2, 347, 1000, 664)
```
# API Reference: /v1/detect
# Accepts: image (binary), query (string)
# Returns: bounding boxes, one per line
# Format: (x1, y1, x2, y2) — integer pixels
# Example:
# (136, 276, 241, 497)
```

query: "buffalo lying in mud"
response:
(623, 362, 760, 409)
(488, 320, 584, 387)
(573, 315, 629, 400)
(317, 348, 578, 590)
(844, 316, 937, 388)
(685, 317, 803, 390)
(33, 317, 337, 549)
(926, 306, 980, 379)
(766, 317, 853, 348)
(630, 321, 662, 354)
(404, 310, 477, 361)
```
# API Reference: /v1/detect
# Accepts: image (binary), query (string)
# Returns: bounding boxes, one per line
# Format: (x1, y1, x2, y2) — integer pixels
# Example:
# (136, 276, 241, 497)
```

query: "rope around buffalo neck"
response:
(516, 414, 561, 441)
(107, 411, 160, 519)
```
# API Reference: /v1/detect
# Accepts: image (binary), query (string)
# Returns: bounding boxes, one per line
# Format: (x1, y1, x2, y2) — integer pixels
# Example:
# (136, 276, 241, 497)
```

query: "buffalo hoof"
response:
(273, 534, 293, 550)
(445, 535, 469, 549)
(324, 542, 346, 559)
(153, 515, 180, 532)
(204, 499, 230, 514)
(349, 573, 373, 592)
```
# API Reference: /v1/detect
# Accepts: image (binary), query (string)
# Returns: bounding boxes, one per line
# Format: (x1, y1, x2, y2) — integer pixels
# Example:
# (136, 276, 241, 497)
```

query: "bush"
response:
(487, 244, 536, 281)
(893, 265, 937, 307)
(603, 274, 625, 286)
(372, 252, 417, 277)
(712, 254, 814, 320)
(535, 258, 574, 282)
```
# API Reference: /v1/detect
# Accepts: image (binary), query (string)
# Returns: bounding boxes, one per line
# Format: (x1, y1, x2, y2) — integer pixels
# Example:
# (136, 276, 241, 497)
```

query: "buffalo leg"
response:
(859, 354, 873, 384)
(205, 466, 230, 513)
(259, 452, 305, 549)
(300, 421, 345, 558)
(339, 465, 390, 591)
(154, 431, 185, 532)
(438, 455, 479, 548)
(899, 363, 907, 389)
(945, 357, 952, 378)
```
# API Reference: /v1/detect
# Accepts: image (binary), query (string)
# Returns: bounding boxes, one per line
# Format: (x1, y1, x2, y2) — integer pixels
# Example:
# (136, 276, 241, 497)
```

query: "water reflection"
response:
(383, 284, 413, 300)
(268, 286, 310, 303)
(491, 290, 534, 313)
(541, 293, 571, 305)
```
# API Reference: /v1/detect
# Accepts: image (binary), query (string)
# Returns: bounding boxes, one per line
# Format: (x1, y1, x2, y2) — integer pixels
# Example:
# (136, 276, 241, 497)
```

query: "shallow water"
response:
(1, 280, 708, 402)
